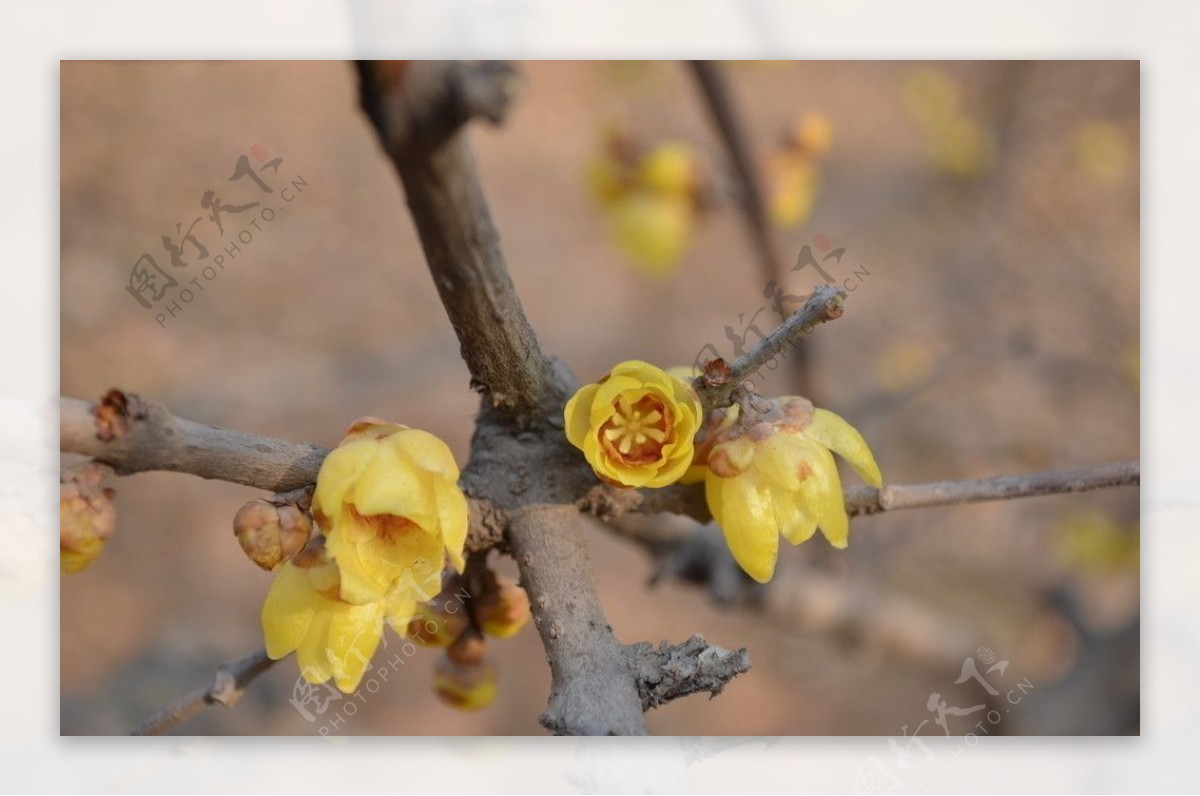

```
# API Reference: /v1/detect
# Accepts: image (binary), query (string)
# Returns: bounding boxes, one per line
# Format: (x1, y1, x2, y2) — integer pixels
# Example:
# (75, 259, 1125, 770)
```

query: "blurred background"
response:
(60, 60, 1139, 736)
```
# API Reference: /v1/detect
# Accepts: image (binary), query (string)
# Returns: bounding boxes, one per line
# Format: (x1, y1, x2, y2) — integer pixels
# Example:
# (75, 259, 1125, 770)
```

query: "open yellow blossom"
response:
(565, 361, 702, 488)
(702, 397, 882, 583)
(311, 418, 469, 606)
(261, 544, 421, 693)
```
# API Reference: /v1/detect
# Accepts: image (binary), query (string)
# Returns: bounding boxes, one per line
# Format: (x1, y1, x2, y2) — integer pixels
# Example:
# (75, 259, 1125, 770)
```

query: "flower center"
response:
(601, 394, 671, 463)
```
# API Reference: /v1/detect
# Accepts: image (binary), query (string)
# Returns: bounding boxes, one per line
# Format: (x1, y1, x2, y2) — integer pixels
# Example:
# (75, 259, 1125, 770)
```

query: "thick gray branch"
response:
(507, 506, 648, 735)
(130, 649, 275, 735)
(357, 60, 560, 415)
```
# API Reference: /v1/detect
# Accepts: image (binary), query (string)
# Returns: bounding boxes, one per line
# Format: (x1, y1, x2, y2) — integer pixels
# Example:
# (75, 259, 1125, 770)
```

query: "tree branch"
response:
(60, 392, 505, 553)
(625, 634, 750, 710)
(60, 393, 329, 493)
(842, 460, 1140, 517)
(507, 506, 648, 735)
(130, 649, 276, 735)
(689, 59, 813, 395)
(357, 60, 561, 415)
(582, 460, 1141, 526)
(694, 283, 846, 412)
(357, 60, 687, 735)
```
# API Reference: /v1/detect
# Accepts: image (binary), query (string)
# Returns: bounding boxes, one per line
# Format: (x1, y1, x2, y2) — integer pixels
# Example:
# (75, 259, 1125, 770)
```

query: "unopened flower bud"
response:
(60, 463, 116, 574)
(446, 631, 488, 666)
(433, 648, 497, 711)
(407, 576, 471, 647)
(474, 576, 530, 639)
(234, 498, 312, 571)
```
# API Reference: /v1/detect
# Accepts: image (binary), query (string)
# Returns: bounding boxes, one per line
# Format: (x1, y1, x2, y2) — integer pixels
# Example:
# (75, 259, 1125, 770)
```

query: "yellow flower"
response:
(60, 463, 116, 574)
(637, 142, 700, 200)
(565, 361, 702, 488)
(607, 193, 694, 277)
(702, 397, 882, 583)
(312, 418, 469, 606)
(261, 544, 421, 693)
(764, 151, 821, 228)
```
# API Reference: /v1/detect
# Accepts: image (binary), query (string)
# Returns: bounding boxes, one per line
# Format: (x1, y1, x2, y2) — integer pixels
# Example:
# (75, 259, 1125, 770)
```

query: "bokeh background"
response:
(60, 60, 1139, 736)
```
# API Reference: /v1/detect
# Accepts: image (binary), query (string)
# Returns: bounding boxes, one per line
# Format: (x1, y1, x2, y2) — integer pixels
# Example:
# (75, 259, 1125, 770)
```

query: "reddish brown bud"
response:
(234, 498, 312, 571)
(474, 576, 530, 639)
(432, 650, 497, 711)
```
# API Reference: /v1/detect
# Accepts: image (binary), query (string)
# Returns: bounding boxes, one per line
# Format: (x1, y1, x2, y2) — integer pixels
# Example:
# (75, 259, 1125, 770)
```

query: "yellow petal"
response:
(348, 442, 437, 530)
(312, 439, 377, 519)
(754, 433, 808, 492)
(711, 472, 779, 583)
(791, 440, 849, 548)
(434, 478, 469, 572)
(388, 429, 461, 482)
(261, 564, 320, 660)
(384, 593, 420, 636)
(564, 383, 601, 450)
(296, 610, 334, 684)
(328, 602, 384, 693)
(775, 493, 818, 545)
(805, 408, 883, 488)
(590, 375, 644, 425)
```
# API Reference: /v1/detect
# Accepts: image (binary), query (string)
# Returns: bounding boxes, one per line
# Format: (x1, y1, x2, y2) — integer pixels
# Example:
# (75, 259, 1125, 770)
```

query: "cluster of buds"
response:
(60, 462, 117, 574)
(407, 568, 530, 710)
(565, 361, 883, 584)
(585, 123, 709, 278)
(763, 111, 834, 228)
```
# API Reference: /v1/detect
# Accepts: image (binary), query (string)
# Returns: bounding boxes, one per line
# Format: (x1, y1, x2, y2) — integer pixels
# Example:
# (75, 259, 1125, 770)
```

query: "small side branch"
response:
(130, 649, 276, 736)
(583, 460, 1141, 525)
(61, 394, 329, 493)
(843, 460, 1141, 517)
(695, 284, 845, 412)
(626, 634, 751, 710)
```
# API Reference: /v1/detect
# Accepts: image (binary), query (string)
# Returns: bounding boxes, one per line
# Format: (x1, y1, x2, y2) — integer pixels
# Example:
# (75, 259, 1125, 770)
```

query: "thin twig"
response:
(60, 394, 329, 493)
(582, 460, 1140, 526)
(843, 460, 1140, 517)
(689, 59, 813, 395)
(693, 283, 845, 411)
(130, 649, 276, 735)
(689, 61, 787, 306)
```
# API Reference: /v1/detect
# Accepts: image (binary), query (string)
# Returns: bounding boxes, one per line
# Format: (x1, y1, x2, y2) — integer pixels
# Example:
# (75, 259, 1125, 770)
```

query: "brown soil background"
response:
(60, 61, 1139, 735)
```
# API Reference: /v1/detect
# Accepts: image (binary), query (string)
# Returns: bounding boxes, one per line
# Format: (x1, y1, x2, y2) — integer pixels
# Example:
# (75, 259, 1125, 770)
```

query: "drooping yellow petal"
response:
(564, 383, 601, 449)
(262, 564, 321, 660)
(434, 478, 469, 572)
(327, 602, 384, 693)
(312, 439, 378, 519)
(296, 609, 334, 685)
(805, 408, 883, 488)
(791, 440, 849, 548)
(774, 493, 818, 545)
(712, 472, 780, 583)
